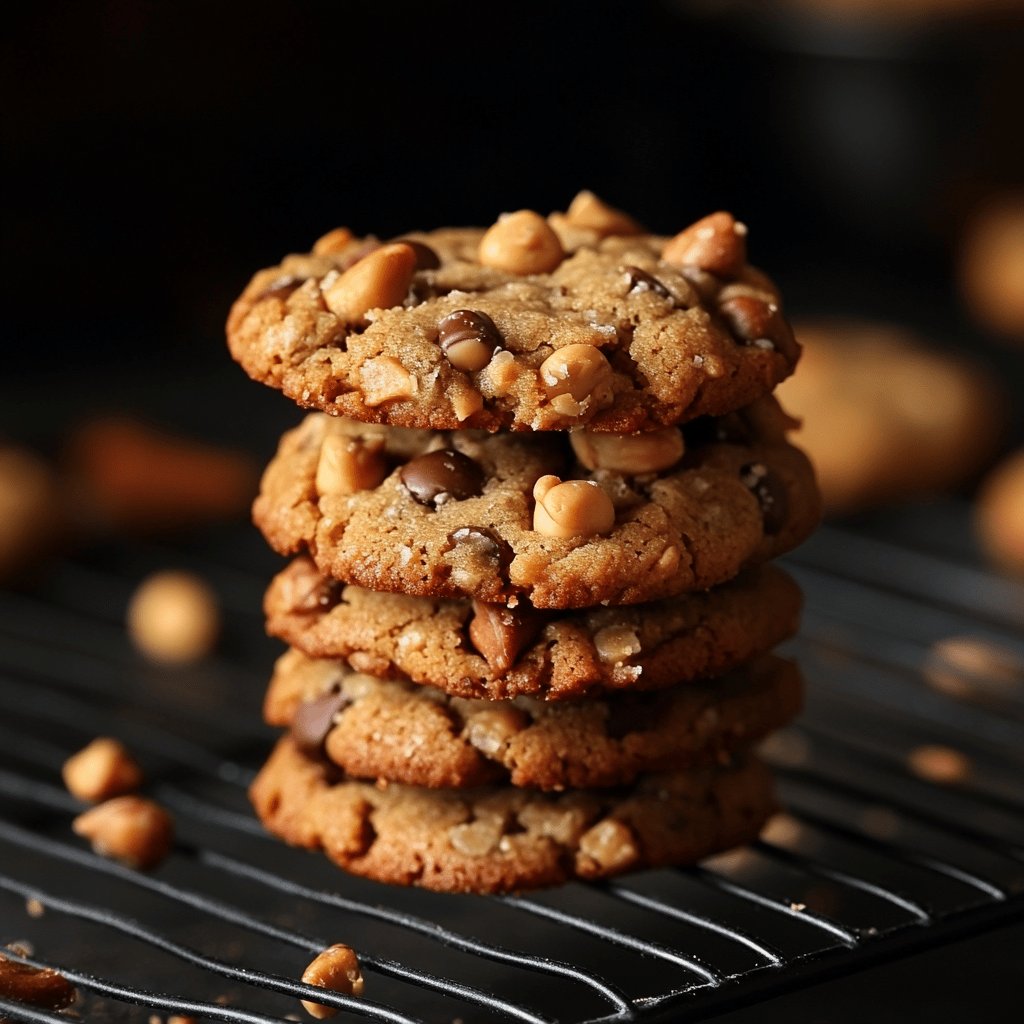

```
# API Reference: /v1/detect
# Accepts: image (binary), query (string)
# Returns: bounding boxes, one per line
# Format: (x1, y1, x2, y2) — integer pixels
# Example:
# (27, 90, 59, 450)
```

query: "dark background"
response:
(2, 0, 1023, 448)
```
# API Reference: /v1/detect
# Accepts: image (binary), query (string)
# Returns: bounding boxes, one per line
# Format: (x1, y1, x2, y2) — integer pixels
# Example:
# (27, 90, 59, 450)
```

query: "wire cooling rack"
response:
(1, 502, 1022, 1023)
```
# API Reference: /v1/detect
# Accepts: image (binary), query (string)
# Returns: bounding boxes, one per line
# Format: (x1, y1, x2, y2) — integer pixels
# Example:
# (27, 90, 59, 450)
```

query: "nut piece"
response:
(322, 242, 417, 325)
(578, 818, 639, 872)
(479, 210, 565, 275)
(62, 738, 143, 803)
(315, 434, 387, 497)
(564, 190, 643, 237)
(719, 294, 799, 362)
(300, 943, 365, 1019)
(539, 344, 613, 416)
(400, 450, 484, 508)
(570, 427, 684, 474)
(391, 237, 441, 270)
(593, 625, 642, 666)
(468, 600, 546, 672)
(0, 952, 77, 1010)
(73, 796, 174, 870)
(437, 309, 502, 372)
(448, 818, 504, 857)
(127, 571, 220, 663)
(465, 706, 529, 757)
(532, 475, 616, 538)
(359, 355, 418, 406)
(312, 226, 355, 256)
(662, 211, 747, 277)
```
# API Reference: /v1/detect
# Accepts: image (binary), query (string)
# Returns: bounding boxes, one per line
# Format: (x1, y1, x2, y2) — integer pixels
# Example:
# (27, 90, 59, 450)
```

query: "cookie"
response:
(226, 199, 800, 433)
(975, 447, 1024, 576)
(253, 399, 819, 608)
(264, 650, 802, 791)
(777, 321, 1003, 514)
(249, 735, 776, 893)
(265, 557, 802, 700)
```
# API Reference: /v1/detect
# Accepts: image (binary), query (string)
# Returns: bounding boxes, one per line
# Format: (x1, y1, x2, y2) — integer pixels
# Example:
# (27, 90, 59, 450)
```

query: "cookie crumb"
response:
(907, 745, 972, 785)
(72, 795, 174, 869)
(62, 737, 143, 803)
(127, 571, 220, 663)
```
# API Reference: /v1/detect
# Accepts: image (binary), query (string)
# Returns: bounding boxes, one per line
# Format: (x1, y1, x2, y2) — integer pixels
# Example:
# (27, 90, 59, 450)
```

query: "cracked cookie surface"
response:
(265, 650, 802, 791)
(253, 399, 819, 608)
(250, 735, 776, 892)
(265, 558, 802, 700)
(227, 203, 799, 433)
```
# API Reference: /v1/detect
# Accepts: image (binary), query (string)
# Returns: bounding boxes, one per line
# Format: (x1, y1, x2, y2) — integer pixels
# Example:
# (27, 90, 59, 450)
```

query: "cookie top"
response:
(250, 735, 776, 893)
(264, 650, 802, 791)
(265, 557, 802, 700)
(253, 398, 820, 608)
(227, 197, 800, 433)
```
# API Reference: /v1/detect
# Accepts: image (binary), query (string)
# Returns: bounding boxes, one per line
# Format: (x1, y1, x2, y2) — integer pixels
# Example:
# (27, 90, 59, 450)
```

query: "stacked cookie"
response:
(227, 194, 820, 893)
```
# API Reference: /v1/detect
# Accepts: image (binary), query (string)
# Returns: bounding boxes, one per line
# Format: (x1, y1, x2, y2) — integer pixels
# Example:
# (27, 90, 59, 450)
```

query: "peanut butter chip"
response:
(449, 818, 504, 856)
(532, 476, 616, 538)
(400, 450, 485, 507)
(479, 210, 565, 275)
(565, 190, 643, 237)
(570, 427, 684, 474)
(72, 796, 174, 870)
(438, 309, 502, 372)
(539, 345, 613, 408)
(663, 211, 747, 277)
(321, 242, 417, 325)
(578, 819, 639, 871)
(62, 737, 143, 803)
(315, 434, 387, 496)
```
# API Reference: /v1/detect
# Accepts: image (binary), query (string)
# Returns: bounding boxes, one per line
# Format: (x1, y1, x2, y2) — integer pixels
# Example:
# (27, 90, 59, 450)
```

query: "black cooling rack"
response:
(1, 503, 1022, 1023)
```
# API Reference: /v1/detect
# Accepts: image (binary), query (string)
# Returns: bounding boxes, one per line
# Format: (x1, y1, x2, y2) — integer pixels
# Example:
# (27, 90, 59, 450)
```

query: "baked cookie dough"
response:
(777, 321, 1003, 514)
(265, 557, 802, 700)
(250, 735, 776, 892)
(264, 650, 802, 791)
(253, 399, 819, 608)
(227, 199, 800, 433)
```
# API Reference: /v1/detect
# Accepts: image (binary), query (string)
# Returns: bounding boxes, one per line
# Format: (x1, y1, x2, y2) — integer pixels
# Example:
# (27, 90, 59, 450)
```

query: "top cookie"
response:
(227, 195, 800, 432)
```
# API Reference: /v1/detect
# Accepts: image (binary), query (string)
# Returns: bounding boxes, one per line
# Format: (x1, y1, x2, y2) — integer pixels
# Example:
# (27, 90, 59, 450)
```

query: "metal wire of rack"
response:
(1, 504, 1022, 1023)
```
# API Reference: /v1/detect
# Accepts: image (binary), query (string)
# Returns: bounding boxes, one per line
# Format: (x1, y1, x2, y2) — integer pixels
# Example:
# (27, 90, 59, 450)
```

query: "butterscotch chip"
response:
(777, 321, 1003, 514)
(264, 559, 802, 700)
(127, 571, 220, 663)
(250, 736, 777, 893)
(253, 401, 819, 608)
(300, 943, 364, 1019)
(72, 796, 174, 869)
(263, 651, 802, 791)
(226, 203, 800, 433)
(906, 745, 972, 785)
(62, 737, 143, 803)
(0, 952, 76, 1010)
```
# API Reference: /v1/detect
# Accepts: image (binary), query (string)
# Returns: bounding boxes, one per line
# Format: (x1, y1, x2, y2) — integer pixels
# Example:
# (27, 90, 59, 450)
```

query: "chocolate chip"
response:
(255, 274, 306, 303)
(740, 462, 788, 535)
(447, 526, 513, 573)
(468, 599, 547, 673)
(437, 310, 502, 371)
(623, 265, 671, 300)
(392, 238, 441, 270)
(400, 450, 485, 507)
(292, 690, 351, 756)
(720, 295, 799, 363)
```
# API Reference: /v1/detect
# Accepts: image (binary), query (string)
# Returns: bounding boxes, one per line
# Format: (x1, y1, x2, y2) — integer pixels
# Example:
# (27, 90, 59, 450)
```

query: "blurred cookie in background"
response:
(777, 321, 1004, 514)
(960, 195, 1024, 342)
(65, 416, 260, 535)
(975, 448, 1024, 576)
(0, 444, 67, 584)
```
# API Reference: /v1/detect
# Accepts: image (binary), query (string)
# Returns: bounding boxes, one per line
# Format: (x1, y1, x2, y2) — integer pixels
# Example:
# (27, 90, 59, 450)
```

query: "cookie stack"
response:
(227, 193, 820, 893)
